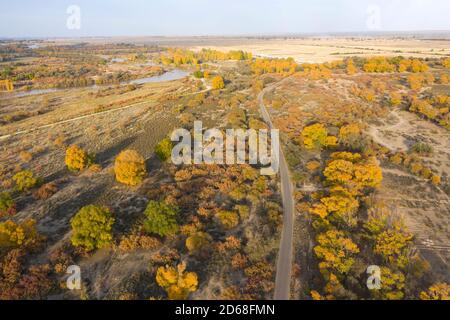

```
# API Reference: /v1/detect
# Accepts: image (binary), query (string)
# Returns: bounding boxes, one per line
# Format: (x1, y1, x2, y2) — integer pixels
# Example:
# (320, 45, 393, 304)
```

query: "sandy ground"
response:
(190, 38, 450, 63)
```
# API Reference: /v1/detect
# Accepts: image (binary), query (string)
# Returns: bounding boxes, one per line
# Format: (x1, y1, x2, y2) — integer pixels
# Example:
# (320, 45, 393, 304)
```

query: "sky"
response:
(0, 0, 449, 38)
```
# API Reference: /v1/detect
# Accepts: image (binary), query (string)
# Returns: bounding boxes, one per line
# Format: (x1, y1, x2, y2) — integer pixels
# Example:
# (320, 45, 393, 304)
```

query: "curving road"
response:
(258, 83, 296, 300)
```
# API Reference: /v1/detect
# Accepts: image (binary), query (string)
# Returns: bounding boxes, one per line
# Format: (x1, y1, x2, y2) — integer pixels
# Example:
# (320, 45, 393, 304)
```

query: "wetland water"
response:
(2, 69, 189, 99)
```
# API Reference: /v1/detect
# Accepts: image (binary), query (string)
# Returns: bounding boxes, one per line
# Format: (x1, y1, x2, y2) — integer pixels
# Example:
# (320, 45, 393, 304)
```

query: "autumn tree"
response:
(310, 187, 359, 226)
(156, 262, 198, 300)
(211, 76, 225, 90)
(410, 59, 428, 73)
(420, 282, 450, 300)
(0, 219, 43, 250)
(346, 59, 357, 75)
(363, 57, 396, 73)
(114, 149, 147, 186)
(389, 92, 402, 106)
(143, 200, 179, 237)
(314, 229, 359, 275)
(443, 58, 450, 68)
(373, 224, 413, 269)
(65, 145, 93, 172)
(323, 153, 382, 192)
(301, 123, 337, 150)
(70, 205, 115, 252)
(13, 170, 41, 192)
(372, 267, 405, 300)
(338, 123, 362, 149)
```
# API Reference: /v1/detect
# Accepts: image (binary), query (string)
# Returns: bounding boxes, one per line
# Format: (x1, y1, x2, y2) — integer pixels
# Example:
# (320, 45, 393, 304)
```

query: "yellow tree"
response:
(346, 59, 357, 75)
(114, 150, 147, 186)
(420, 283, 450, 300)
(374, 226, 413, 268)
(389, 92, 402, 106)
(372, 267, 405, 300)
(65, 145, 92, 172)
(301, 124, 336, 150)
(211, 76, 225, 89)
(156, 262, 198, 300)
(314, 229, 359, 275)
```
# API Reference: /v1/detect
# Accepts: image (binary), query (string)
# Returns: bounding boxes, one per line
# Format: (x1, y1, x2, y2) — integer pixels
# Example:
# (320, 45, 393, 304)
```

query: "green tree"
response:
(155, 137, 173, 161)
(70, 205, 115, 251)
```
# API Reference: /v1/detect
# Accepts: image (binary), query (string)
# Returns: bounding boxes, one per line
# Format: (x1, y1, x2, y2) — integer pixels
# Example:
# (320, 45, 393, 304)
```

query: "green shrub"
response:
(143, 200, 179, 237)
(410, 142, 433, 155)
(155, 138, 173, 161)
(193, 70, 204, 78)
(70, 205, 115, 251)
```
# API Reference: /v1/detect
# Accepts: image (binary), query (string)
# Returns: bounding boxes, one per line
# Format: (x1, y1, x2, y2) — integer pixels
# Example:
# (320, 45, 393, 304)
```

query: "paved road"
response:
(258, 84, 296, 300)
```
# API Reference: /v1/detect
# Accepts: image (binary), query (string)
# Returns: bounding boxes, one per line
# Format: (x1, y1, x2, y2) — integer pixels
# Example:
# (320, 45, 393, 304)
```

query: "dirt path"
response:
(258, 78, 296, 300)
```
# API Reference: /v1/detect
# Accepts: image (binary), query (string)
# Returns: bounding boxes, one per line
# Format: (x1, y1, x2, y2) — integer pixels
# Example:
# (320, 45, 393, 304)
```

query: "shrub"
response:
(216, 210, 239, 230)
(431, 175, 441, 185)
(0, 249, 53, 300)
(389, 92, 402, 106)
(156, 262, 198, 300)
(70, 205, 115, 252)
(19, 151, 33, 163)
(143, 200, 179, 237)
(443, 58, 450, 68)
(0, 192, 16, 217)
(33, 182, 58, 200)
(185, 232, 211, 253)
(410, 142, 433, 155)
(0, 219, 42, 250)
(231, 253, 248, 269)
(155, 138, 173, 161)
(235, 205, 250, 221)
(211, 75, 225, 89)
(193, 70, 204, 78)
(118, 234, 161, 251)
(114, 150, 147, 186)
(65, 145, 93, 172)
(420, 282, 450, 300)
(12, 170, 41, 192)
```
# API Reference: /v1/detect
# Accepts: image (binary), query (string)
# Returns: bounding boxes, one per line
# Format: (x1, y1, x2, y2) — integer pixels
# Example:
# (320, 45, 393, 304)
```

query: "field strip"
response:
(0, 100, 155, 141)
(0, 86, 212, 142)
